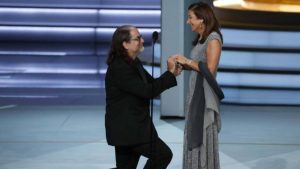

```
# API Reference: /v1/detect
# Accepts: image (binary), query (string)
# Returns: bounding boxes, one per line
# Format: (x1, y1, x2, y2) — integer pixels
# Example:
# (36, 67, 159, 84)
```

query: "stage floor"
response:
(0, 105, 300, 169)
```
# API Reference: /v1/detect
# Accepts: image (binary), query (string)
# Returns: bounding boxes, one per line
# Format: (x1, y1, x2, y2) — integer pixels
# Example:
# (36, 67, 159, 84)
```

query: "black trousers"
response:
(114, 137, 173, 169)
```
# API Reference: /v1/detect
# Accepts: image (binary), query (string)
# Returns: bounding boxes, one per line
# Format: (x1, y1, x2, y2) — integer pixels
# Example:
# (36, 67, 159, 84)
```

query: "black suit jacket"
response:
(105, 57, 177, 146)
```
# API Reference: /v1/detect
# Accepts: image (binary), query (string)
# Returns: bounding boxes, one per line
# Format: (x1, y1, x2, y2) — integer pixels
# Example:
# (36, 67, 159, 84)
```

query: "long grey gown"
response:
(183, 32, 222, 169)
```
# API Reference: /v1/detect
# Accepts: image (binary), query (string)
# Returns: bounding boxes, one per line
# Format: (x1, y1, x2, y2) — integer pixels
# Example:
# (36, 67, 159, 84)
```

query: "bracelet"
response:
(187, 59, 192, 65)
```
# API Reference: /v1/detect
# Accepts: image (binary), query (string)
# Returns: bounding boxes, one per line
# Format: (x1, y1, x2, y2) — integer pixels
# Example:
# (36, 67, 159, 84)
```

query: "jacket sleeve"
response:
(113, 64, 177, 99)
(144, 68, 154, 83)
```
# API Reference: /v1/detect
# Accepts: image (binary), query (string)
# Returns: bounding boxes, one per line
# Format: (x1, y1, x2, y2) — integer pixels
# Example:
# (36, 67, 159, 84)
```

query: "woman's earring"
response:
(201, 23, 204, 29)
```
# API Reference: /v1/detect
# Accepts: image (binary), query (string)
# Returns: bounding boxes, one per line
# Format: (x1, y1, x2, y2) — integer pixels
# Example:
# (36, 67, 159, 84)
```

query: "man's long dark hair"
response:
(106, 25, 133, 65)
(188, 2, 223, 45)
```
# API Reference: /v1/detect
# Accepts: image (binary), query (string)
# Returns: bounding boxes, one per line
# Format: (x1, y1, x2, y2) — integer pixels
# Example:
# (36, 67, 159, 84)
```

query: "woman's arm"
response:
(176, 55, 200, 72)
(206, 39, 221, 75)
(175, 39, 221, 74)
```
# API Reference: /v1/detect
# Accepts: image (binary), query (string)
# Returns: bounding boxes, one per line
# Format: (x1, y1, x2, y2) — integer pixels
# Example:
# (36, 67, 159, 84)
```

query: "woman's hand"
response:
(174, 54, 193, 70)
(175, 55, 188, 66)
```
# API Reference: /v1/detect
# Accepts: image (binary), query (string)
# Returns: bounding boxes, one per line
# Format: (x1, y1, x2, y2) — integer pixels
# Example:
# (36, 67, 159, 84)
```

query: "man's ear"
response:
(123, 41, 129, 50)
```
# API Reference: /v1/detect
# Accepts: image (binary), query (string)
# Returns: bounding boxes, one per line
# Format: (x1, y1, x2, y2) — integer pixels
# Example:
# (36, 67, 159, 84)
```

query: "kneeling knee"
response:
(163, 147, 173, 163)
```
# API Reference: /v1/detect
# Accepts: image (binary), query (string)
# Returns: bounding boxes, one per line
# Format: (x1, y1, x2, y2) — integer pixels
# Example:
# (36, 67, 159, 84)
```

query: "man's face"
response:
(123, 28, 144, 59)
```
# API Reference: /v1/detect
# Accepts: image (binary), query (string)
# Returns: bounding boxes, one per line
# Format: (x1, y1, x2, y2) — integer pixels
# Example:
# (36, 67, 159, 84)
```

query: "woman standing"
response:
(175, 2, 223, 169)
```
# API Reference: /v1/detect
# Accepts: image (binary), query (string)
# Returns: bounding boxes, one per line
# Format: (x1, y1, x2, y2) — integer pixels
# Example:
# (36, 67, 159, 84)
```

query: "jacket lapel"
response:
(130, 59, 147, 84)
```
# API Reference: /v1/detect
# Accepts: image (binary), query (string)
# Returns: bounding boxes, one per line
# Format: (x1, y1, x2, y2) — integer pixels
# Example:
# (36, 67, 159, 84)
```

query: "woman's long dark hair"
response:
(106, 25, 133, 65)
(188, 2, 223, 45)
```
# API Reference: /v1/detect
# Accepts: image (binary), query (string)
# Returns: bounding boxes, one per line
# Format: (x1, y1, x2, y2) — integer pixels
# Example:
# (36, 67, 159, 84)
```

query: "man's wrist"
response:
(167, 70, 175, 76)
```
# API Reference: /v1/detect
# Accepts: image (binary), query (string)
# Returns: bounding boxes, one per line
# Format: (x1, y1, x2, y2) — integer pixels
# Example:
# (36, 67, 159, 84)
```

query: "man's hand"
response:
(174, 62, 183, 76)
(167, 55, 182, 76)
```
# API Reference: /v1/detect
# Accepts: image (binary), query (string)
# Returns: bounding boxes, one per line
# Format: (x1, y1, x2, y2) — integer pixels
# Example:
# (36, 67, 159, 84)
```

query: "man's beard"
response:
(139, 46, 144, 52)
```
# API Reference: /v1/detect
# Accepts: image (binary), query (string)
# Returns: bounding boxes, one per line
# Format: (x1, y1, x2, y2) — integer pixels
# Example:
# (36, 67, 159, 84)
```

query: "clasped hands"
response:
(167, 54, 190, 76)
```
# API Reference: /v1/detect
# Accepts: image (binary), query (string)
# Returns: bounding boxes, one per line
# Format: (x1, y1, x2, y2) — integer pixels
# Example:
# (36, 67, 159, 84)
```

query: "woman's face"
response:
(187, 10, 204, 33)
